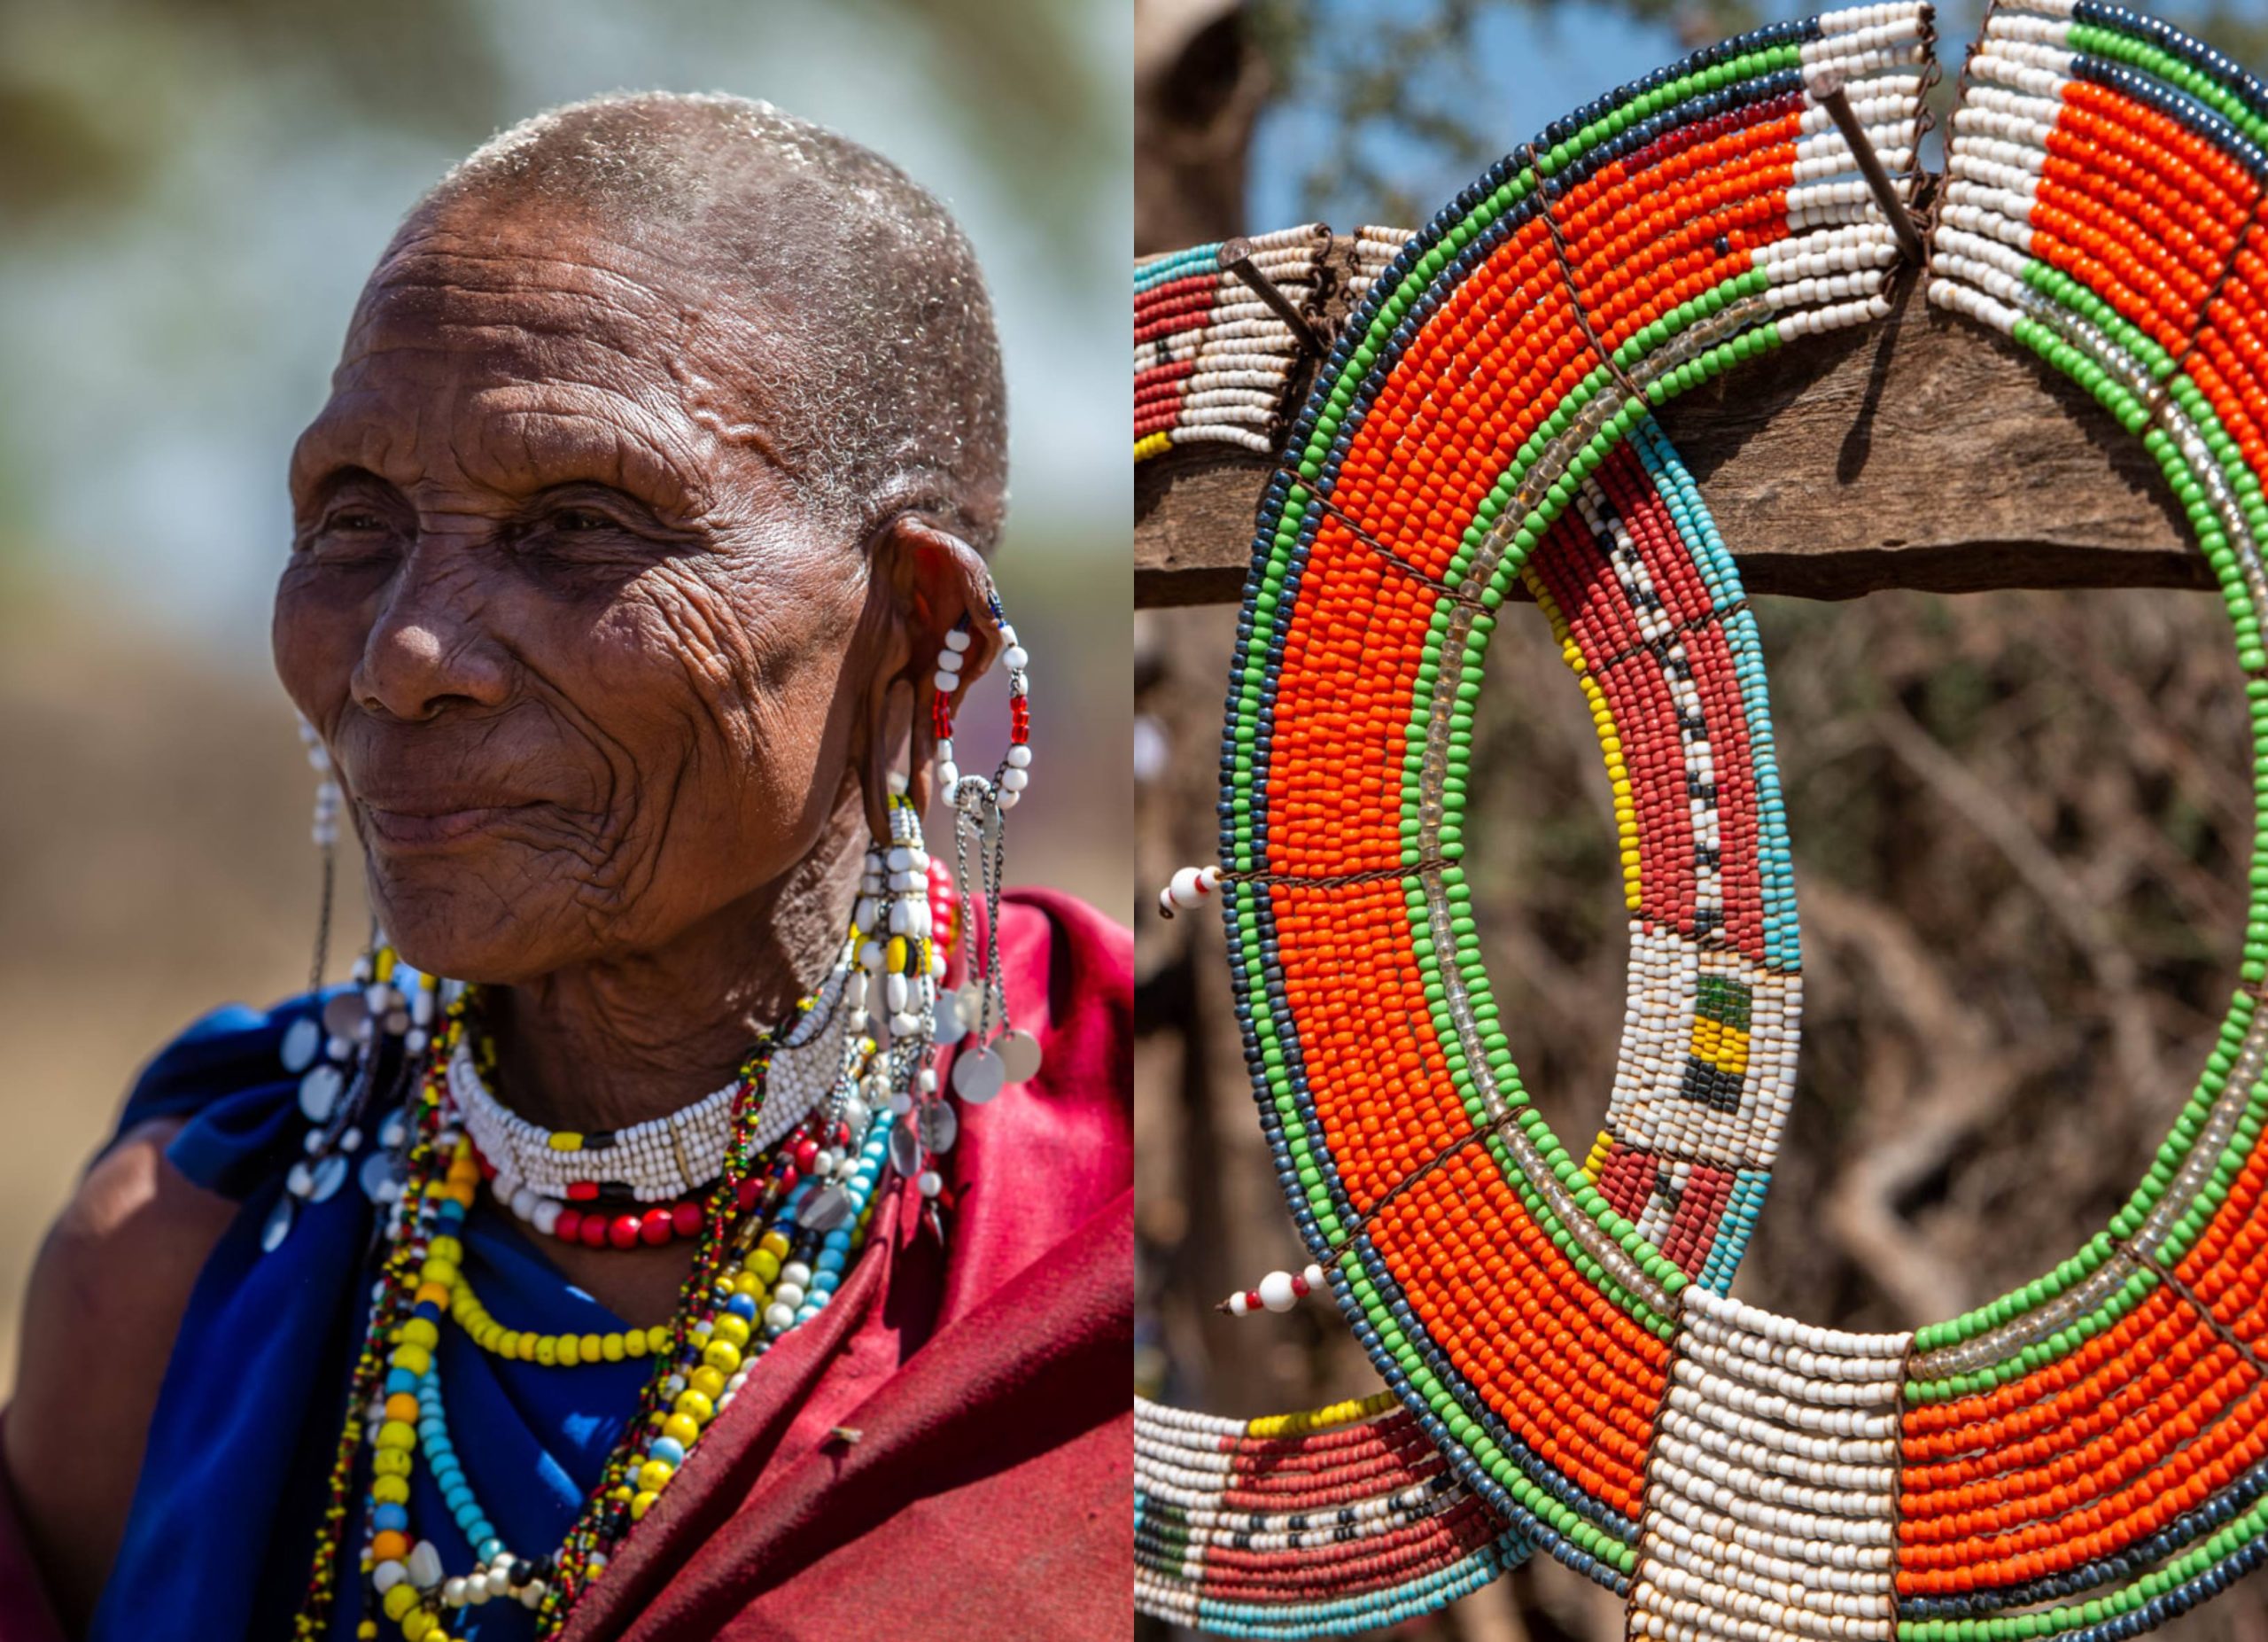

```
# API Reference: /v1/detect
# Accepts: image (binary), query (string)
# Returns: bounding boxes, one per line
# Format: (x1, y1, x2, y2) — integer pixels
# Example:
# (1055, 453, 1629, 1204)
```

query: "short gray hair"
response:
(419, 92, 1007, 548)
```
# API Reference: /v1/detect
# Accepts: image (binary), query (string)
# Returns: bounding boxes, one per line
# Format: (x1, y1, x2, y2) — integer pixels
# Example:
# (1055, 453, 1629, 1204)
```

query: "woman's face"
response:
(276, 202, 879, 984)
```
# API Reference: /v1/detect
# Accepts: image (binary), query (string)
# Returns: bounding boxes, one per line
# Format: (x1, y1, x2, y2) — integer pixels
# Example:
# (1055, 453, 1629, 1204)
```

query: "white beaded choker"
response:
(447, 960, 855, 1204)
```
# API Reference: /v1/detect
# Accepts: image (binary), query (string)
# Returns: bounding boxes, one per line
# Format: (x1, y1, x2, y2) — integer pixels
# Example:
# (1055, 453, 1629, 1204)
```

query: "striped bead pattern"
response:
(1138, 226, 1334, 461)
(1138, 6, 1931, 1633)
(1217, 0, 1924, 1602)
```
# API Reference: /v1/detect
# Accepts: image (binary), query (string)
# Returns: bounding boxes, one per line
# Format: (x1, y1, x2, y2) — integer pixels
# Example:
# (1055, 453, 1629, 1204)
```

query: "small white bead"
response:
(944, 627, 972, 652)
(1006, 744, 1031, 768)
(1257, 1270, 1299, 1312)
(918, 1169, 944, 1197)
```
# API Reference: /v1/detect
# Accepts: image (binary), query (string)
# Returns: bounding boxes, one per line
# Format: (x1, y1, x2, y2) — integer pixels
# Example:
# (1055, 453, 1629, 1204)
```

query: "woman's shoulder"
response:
(111, 989, 335, 1200)
(993, 888, 1130, 1067)
(995, 888, 1130, 1010)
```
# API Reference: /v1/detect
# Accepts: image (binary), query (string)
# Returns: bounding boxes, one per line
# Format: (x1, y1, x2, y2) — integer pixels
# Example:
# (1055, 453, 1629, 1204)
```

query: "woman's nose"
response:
(350, 549, 512, 720)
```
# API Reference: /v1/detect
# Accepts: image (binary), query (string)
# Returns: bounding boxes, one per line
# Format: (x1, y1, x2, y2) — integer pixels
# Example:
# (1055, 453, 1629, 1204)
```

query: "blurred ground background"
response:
(0, 0, 1130, 1407)
(1136, 0, 2268, 1638)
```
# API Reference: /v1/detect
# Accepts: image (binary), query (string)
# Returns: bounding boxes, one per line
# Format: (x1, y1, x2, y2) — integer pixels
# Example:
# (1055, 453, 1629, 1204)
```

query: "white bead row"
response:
(448, 1042, 733, 1202)
(1628, 1290, 1909, 1642)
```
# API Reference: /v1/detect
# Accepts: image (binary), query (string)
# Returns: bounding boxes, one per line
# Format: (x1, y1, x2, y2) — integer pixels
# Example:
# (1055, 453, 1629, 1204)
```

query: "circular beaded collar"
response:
(1180, 3, 2268, 1638)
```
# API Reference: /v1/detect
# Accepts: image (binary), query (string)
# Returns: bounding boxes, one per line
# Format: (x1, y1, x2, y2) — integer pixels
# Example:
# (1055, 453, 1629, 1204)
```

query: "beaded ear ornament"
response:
(1144, 3, 2268, 1638)
(928, 597, 1044, 1115)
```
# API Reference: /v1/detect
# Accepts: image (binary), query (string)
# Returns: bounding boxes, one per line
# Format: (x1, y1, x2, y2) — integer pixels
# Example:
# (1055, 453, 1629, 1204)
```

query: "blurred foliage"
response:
(0, 0, 1117, 278)
(1246, 0, 2268, 229)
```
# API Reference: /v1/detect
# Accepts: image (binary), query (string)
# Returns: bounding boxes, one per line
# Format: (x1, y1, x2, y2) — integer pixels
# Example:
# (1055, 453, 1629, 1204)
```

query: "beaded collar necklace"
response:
(1139, 3, 2268, 1639)
(451, 952, 857, 1213)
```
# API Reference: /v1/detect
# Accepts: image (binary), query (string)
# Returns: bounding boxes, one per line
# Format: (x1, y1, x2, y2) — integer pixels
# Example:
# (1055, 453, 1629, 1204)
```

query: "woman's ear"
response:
(855, 516, 1005, 840)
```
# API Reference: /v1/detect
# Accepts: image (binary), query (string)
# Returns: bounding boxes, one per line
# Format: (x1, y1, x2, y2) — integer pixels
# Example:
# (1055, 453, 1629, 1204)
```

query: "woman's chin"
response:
(368, 875, 574, 987)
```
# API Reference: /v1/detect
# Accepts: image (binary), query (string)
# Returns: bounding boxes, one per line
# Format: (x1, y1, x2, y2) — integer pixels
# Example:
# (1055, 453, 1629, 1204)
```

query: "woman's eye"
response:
(554, 508, 613, 533)
(328, 510, 388, 533)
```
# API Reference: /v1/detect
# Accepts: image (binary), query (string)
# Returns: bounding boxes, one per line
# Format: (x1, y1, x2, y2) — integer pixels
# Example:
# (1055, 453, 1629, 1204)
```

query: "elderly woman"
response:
(0, 96, 1130, 1641)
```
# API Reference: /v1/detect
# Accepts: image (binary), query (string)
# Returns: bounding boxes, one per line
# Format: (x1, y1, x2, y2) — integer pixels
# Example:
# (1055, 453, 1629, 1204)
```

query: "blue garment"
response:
(90, 993, 649, 1642)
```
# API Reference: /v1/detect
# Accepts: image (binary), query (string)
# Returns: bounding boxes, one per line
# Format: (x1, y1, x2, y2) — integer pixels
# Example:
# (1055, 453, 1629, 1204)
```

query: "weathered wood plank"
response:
(1134, 280, 2206, 608)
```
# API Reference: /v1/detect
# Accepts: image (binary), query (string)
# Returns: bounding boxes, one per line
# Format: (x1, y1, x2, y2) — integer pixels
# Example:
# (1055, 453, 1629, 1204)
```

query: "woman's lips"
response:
(360, 802, 540, 848)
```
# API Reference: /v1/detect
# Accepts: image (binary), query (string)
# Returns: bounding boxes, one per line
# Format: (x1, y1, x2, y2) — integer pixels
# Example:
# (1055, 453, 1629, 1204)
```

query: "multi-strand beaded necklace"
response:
(291, 805, 964, 1641)
(291, 974, 894, 1642)
(1144, 2, 2268, 1638)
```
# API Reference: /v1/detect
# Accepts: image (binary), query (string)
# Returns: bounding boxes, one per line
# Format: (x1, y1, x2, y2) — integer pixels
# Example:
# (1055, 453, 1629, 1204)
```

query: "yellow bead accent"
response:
(688, 1366, 726, 1398)
(734, 1270, 765, 1296)
(451, 1269, 650, 1369)
(358, 1624, 380, 1640)
(400, 1318, 439, 1350)
(674, 1389, 715, 1423)
(382, 1582, 419, 1621)
(712, 1313, 751, 1349)
(375, 1419, 416, 1452)
(638, 1459, 676, 1493)
(703, 1339, 742, 1374)
(759, 1230, 791, 1259)
(374, 1449, 412, 1477)
(548, 1132, 584, 1151)
(402, 1610, 436, 1641)
(390, 1343, 431, 1377)
(663, 1412, 701, 1445)
(630, 1490, 657, 1521)
(746, 1249, 781, 1283)
(427, 1235, 463, 1265)
(372, 1475, 410, 1506)
(1245, 1389, 1402, 1440)
(887, 936, 908, 970)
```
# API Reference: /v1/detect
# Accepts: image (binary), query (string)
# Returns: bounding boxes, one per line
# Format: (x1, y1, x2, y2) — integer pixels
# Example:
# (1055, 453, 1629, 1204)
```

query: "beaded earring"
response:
(929, 595, 1043, 1109)
(271, 718, 444, 1252)
(296, 711, 343, 989)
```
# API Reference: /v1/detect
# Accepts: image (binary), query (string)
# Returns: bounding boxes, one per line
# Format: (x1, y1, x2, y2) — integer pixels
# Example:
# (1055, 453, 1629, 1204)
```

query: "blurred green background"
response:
(0, 0, 1130, 1401)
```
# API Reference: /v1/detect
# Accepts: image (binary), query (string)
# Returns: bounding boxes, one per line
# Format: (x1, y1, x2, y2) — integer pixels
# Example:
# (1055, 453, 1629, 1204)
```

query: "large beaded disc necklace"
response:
(1139, 3, 2268, 1639)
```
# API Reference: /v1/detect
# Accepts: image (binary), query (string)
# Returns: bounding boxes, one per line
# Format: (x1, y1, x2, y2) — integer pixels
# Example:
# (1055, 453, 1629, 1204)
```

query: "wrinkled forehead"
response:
(293, 206, 807, 506)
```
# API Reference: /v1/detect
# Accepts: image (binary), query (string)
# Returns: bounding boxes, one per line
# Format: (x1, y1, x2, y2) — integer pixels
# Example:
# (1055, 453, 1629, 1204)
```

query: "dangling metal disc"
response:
(308, 1153, 350, 1203)
(951, 1047, 1006, 1105)
(299, 1063, 346, 1124)
(889, 1122, 923, 1178)
(917, 1101, 959, 1155)
(261, 1195, 296, 1252)
(360, 1149, 403, 1202)
(322, 992, 369, 1039)
(933, 990, 965, 1042)
(800, 1183, 854, 1232)
(993, 1028, 1043, 1085)
(280, 1017, 323, 1074)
